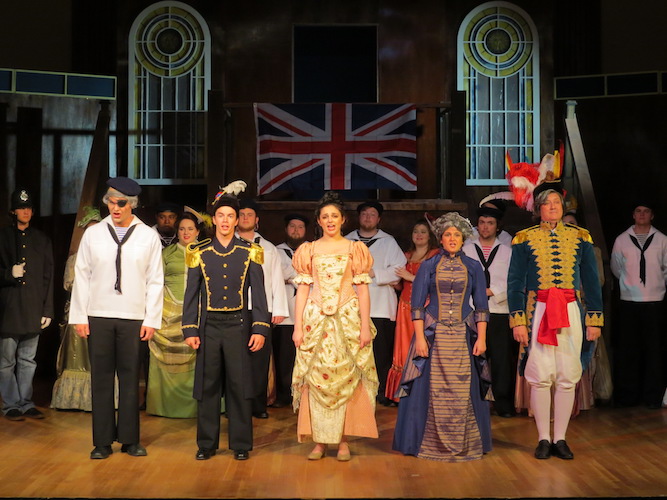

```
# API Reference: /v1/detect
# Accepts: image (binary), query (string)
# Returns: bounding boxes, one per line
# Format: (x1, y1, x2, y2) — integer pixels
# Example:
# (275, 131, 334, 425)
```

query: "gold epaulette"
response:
(249, 242, 264, 265)
(578, 227, 594, 244)
(511, 225, 538, 245)
(185, 239, 211, 268)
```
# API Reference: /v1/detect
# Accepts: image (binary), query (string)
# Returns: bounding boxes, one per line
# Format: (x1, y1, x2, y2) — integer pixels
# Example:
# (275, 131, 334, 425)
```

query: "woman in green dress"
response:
(146, 211, 202, 418)
(51, 207, 102, 411)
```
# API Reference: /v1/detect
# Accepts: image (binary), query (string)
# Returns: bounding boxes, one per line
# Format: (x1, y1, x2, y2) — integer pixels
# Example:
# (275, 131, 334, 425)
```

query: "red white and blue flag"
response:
(255, 103, 417, 194)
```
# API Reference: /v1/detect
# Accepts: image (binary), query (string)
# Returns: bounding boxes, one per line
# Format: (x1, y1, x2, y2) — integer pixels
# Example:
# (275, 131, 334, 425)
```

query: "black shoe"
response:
(377, 396, 394, 407)
(252, 411, 269, 419)
(647, 402, 662, 410)
(534, 440, 551, 459)
(498, 412, 515, 418)
(269, 400, 289, 408)
(90, 445, 113, 460)
(234, 450, 249, 460)
(23, 407, 45, 419)
(195, 448, 216, 460)
(4, 409, 25, 421)
(551, 440, 574, 459)
(121, 443, 147, 456)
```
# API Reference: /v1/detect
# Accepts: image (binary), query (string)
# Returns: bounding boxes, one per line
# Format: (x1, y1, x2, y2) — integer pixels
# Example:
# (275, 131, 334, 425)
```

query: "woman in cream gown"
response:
(291, 192, 379, 461)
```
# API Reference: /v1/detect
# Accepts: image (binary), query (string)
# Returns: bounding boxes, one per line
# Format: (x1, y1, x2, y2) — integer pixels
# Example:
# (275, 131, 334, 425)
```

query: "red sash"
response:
(536, 288, 576, 346)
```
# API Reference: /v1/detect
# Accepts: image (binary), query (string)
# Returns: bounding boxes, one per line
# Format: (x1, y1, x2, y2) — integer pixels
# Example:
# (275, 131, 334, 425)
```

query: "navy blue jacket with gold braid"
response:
(182, 236, 271, 399)
(182, 236, 271, 338)
(507, 221, 604, 372)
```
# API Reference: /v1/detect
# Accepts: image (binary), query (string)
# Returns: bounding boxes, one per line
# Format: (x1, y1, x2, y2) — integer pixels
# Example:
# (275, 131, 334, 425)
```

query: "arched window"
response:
(457, 2, 539, 185)
(128, 1, 210, 183)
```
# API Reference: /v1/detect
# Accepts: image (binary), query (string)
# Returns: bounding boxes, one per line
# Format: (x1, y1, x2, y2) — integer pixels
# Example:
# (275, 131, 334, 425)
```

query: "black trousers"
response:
(272, 324, 296, 405)
(197, 313, 253, 451)
(87, 317, 142, 447)
(372, 317, 395, 397)
(613, 300, 665, 407)
(486, 313, 518, 415)
(250, 329, 272, 414)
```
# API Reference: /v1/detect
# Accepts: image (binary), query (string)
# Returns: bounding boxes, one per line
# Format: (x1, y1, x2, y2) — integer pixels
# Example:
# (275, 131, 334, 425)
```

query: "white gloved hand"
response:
(12, 263, 26, 278)
(40, 317, 52, 329)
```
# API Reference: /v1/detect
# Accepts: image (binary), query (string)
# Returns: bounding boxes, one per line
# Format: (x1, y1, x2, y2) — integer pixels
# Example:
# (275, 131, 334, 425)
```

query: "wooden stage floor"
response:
(1, 401, 666, 499)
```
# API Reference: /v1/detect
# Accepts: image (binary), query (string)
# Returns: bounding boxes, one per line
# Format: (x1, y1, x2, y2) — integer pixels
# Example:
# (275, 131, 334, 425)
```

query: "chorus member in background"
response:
(393, 212, 491, 462)
(146, 211, 203, 418)
(385, 219, 439, 403)
(51, 206, 101, 411)
(70, 177, 163, 459)
(463, 206, 516, 418)
(292, 192, 378, 461)
(346, 201, 406, 406)
(237, 198, 289, 419)
(273, 213, 309, 408)
(0, 188, 54, 421)
(610, 201, 667, 409)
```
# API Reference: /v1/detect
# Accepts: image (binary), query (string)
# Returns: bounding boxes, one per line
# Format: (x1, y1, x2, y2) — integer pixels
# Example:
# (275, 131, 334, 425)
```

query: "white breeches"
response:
(525, 301, 583, 392)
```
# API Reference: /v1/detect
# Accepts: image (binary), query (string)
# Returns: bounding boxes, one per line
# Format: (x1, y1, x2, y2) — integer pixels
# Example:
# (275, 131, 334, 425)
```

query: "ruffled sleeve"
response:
(351, 240, 373, 284)
(292, 241, 314, 285)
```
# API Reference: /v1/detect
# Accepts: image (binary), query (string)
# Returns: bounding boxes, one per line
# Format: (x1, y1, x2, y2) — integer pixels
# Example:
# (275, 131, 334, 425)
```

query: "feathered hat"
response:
(479, 142, 565, 212)
(210, 180, 248, 215)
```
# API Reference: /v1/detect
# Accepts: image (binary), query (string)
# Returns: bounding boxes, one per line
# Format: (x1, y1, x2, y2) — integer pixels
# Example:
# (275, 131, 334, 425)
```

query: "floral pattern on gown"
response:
(291, 241, 379, 444)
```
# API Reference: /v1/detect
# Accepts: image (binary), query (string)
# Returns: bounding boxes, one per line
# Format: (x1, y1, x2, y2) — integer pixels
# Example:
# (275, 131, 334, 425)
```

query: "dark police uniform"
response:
(182, 236, 270, 453)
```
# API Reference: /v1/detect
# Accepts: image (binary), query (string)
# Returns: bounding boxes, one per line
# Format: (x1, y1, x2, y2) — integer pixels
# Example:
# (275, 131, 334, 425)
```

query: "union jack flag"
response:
(255, 103, 417, 194)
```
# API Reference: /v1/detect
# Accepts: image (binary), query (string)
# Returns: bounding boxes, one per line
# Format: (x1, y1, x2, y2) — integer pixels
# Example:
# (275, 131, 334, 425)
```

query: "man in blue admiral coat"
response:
(508, 183, 603, 461)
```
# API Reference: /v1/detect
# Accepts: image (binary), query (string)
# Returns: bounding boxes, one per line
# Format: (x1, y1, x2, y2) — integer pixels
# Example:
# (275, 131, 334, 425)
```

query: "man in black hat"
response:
(508, 187, 602, 460)
(346, 201, 406, 406)
(0, 188, 54, 421)
(610, 201, 667, 409)
(153, 202, 180, 247)
(463, 205, 516, 417)
(183, 192, 270, 461)
(273, 213, 309, 407)
(70, 177, 164, 459)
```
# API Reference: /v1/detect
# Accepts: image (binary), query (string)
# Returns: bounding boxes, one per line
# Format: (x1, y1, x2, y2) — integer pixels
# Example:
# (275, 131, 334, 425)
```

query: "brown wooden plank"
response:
(1, 402, 665, 498)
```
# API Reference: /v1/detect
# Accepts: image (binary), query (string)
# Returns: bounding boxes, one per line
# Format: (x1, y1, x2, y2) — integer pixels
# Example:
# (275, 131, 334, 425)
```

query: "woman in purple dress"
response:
(393, 212, 492, 462)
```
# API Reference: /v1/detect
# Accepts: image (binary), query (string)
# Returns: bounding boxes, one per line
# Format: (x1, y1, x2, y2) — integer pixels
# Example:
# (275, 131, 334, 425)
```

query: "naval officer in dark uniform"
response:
(182, 189, 271, 461)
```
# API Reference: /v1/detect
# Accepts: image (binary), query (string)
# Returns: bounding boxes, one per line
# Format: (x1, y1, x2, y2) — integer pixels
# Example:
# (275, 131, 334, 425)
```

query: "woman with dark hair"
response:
(146, 211, 202, 418)
(385, 219, 439, 403)
(393, 212, 492, 462)
(291, 192, 379, 461)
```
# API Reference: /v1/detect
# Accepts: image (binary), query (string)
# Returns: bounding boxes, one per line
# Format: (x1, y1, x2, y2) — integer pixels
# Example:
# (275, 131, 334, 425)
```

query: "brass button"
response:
(223, 263, 228, 268)
(223, 296, 227, 300)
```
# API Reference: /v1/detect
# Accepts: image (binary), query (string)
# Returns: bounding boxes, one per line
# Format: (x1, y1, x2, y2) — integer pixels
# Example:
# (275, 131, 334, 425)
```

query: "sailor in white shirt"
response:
(346, 201, 406, 406)
(273, 213, 310, 407)
(610, 201, 667, 408)
(70, 177, 163, 460)
(463, 205, 516, 417)
(237, 199, 289, 418)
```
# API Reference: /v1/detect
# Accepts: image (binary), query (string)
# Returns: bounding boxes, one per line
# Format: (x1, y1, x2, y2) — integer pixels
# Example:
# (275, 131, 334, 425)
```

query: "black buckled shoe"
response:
(195, 448, 216, 460)
(234, 450, 249, 460)
(252, 411, 269, 419)
(90, 445, 113, 460)
(551, 440, 574, 459)
(534, 440, 551, 459)
(121, 443, 147, 456)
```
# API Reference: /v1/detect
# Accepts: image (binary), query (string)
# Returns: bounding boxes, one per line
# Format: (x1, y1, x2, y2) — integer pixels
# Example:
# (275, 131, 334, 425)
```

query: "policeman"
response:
(0, 188, 54, 421)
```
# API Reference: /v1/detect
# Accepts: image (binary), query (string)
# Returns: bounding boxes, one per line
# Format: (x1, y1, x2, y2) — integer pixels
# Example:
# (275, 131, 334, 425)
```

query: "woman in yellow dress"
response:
(291, 192, 379, 461)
